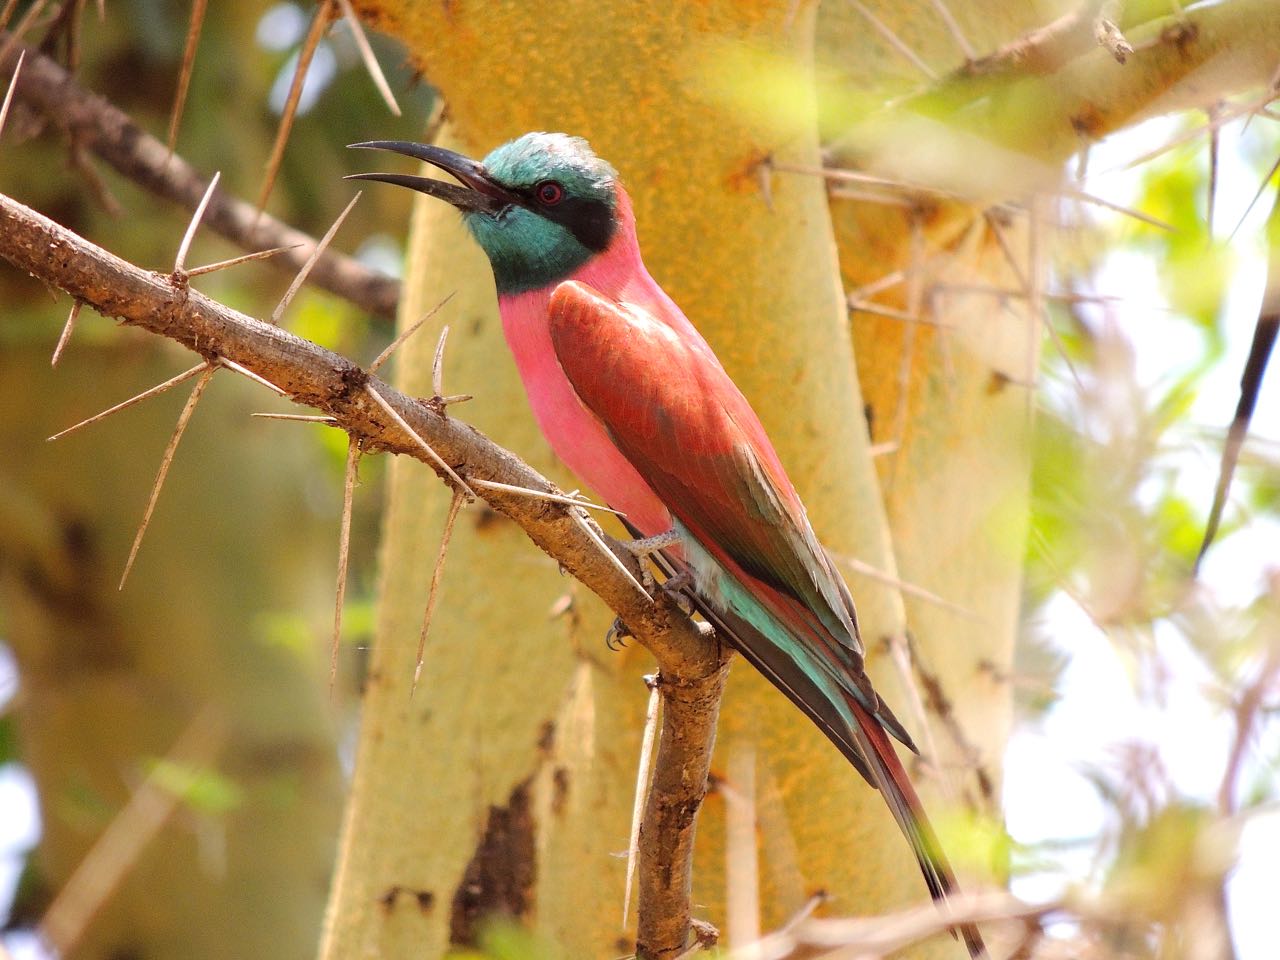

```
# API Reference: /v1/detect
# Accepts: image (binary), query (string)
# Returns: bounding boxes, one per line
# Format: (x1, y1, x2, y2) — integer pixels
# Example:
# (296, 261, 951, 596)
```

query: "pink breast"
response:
(499, 282, 672, 538)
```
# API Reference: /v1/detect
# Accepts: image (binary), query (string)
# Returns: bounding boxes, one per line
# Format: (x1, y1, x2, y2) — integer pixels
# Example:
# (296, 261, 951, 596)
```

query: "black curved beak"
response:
(345, 141, 518, 214)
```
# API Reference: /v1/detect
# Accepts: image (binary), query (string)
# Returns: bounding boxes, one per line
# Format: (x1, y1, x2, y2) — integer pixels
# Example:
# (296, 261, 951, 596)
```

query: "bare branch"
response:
(0, 35, 398, 318)
(0, 191, 731, 958)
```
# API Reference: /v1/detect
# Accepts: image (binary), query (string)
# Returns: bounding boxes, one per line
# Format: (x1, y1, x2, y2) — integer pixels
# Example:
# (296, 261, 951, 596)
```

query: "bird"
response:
(348, 132, 984, 955)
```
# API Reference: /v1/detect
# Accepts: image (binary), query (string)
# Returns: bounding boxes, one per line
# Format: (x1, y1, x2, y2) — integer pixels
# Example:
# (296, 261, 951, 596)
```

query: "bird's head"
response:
(348, 133, 622, 295)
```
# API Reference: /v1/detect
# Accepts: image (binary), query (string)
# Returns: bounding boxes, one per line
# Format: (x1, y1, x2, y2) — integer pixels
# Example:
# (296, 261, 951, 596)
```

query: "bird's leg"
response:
(620, 528, 681, 558)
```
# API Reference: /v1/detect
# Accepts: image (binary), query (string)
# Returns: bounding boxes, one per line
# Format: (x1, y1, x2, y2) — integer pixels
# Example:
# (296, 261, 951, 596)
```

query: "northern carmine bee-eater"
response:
(349, 133, 984, 955)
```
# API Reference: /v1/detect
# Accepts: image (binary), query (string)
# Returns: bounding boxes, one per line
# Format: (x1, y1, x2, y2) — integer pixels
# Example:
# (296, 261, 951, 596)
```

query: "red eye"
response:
(536, 181, 565, 205)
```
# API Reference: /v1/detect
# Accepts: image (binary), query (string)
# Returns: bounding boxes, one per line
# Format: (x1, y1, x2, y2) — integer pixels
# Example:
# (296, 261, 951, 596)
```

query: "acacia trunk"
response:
(323, 2, 1001, 958)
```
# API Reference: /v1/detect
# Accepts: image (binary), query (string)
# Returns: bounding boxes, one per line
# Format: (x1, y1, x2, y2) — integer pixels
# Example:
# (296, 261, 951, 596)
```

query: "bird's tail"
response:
(633, 530, 986, 957)
(844, 696, 986, 958)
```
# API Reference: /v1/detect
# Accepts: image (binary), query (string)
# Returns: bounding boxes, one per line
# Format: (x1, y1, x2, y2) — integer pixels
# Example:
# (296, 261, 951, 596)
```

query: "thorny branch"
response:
(0, 34, 400, 319)
(0, 190, 729, 960)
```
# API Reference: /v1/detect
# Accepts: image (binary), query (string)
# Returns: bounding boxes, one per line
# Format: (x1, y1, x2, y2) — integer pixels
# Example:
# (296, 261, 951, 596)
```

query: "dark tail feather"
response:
(634, 531, 986, 957)
(847, 697, 987, 959)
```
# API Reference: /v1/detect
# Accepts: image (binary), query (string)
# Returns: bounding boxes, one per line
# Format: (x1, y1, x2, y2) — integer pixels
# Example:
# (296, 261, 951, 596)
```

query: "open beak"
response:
(345, 141, 518, 214)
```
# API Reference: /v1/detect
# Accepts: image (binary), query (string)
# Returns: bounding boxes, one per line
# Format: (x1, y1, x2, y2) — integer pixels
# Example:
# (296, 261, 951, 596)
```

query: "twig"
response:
(411, 488, 464, 695)
(0, 36, 398, 318)
(2, 188, 727, 960)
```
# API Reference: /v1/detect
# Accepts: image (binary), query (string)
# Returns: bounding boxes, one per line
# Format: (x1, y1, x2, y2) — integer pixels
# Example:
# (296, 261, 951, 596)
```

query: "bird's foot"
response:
(659, 569, 696, 613)
(620, 528, 681, 558)
(605, 617, 632, 651)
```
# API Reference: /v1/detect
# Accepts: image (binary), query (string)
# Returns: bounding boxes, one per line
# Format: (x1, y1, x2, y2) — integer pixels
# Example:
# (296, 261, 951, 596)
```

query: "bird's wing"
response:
(547, 280, 908, 737)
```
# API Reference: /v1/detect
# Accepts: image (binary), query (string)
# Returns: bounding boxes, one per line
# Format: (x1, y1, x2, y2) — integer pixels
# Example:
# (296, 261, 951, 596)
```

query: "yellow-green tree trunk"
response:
(324, 3, 1003, 958)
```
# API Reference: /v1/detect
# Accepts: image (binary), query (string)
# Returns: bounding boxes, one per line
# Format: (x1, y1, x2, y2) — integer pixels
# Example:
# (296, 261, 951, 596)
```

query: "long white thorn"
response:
(411, 489, 464, 697)
(335, 0, 401, 116)
(271, 191, 360, 325)
(173, 171, 220, 275)
(368, 292, 456, 375)
(364, 383, 476, 500)
(51, 299, 82, 367)
(0, 48, 25, 142)
(468, 477, 626, 516)
(48, 362, 208, 441)
(119, 364, 217, 590)
(622, 679, 662, 929)
(218, 356, 288, 396)
(185, 243, 302, 277)
(330, 437, 360, 694)
(573, 510, 648, 599)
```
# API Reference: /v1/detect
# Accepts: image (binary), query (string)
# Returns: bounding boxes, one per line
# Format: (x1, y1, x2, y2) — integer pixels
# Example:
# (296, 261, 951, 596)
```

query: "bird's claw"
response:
(605, 617, 632, 651)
